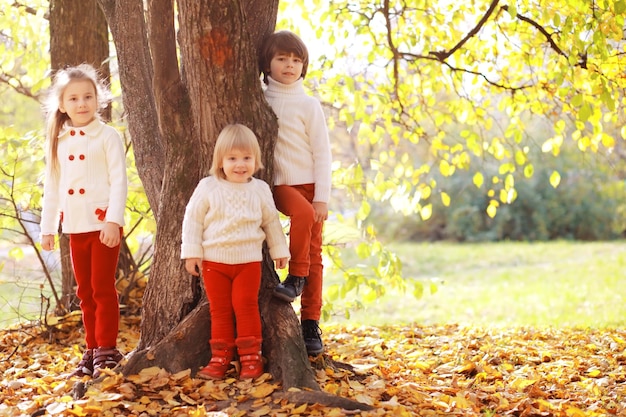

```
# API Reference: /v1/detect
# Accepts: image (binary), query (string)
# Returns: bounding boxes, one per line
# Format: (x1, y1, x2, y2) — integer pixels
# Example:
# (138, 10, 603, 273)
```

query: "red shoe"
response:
(236, 337, 264, 379)
(197, 340, 235, 379)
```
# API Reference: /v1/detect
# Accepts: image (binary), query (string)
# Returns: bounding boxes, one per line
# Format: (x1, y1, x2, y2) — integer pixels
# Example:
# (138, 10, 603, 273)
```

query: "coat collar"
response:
(59, 118, 105, 139)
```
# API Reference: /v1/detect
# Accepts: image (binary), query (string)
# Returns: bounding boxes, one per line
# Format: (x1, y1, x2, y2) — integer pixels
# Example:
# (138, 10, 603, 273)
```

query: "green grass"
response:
(3, 240, 626, 329)
(323, 240, 626, 328)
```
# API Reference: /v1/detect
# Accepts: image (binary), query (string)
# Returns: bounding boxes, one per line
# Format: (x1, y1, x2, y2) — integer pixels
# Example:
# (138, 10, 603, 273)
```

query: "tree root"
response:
(275, 390, 376, 411)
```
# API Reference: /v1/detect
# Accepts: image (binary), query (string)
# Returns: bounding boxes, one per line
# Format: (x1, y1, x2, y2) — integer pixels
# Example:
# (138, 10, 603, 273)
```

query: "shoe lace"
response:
(302, 322, 322, 340)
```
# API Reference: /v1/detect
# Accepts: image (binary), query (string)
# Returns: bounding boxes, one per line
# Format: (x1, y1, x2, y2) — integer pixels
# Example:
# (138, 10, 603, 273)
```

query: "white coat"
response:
(40, 119, 127, 236)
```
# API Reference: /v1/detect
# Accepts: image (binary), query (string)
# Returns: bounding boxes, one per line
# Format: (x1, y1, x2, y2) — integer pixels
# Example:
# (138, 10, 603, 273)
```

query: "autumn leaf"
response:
(1, 317, 626, 416)
(250, 382, 278, 398)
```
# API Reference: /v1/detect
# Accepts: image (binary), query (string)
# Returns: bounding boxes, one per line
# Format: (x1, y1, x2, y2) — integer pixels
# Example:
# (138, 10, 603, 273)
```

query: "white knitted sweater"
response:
(180, 176, 289, 265)
(264, 77, 332, 203)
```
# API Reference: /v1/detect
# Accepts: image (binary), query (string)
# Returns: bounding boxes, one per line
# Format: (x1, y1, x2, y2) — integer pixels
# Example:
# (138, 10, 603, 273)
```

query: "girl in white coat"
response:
(40, 64, 127, 378)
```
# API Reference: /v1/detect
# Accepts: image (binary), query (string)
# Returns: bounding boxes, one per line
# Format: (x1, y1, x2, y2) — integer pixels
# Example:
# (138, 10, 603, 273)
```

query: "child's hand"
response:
(41, 235, 55, 251)
(100, 222, 121, 248)
(312, 201, 328, 223)
(274, 257, 288, 269)
(185, 258, 202, 276)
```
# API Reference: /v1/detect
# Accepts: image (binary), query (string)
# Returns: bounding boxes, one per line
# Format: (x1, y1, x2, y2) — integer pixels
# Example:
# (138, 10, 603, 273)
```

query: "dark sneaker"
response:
(92, 347, 123, 378)
(273, 274, 306, 302)
(70, 348, 94, 377)
(301, 320, 324, 356)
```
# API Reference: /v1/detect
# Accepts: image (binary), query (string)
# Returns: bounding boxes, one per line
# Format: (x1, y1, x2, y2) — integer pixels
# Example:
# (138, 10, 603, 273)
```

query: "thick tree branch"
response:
(430, 0, 500, 61)
(500, 6, 563, 55)
(380, 0, 525, 94)
(97, 0, 165, 217)
(146, 1, 193, 145)
(382, 0, 401, 107)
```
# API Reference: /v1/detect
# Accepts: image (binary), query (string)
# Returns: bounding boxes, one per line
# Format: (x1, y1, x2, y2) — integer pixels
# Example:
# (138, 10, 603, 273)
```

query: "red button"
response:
(68, 189, 74, 195)
(69, 155, 75, 160)
(80, 131, 85, 136)
(70, 130, 76, 136)
(79, 189, 85, 194)
(79, 154, 85, 160)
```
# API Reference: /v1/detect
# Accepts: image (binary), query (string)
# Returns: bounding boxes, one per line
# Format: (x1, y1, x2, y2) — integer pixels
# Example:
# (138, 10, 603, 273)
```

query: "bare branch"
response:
(10, 2, 45, 18)
(0, 156, 63, 310)
(500, 5, 588, 69)
(441, 60, 531, 91)
(0, 72, 39, 99)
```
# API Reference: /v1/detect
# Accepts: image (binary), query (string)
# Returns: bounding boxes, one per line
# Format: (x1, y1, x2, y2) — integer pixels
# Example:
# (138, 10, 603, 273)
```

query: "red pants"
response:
(202, 261, 262, 343)
(69, 230, 121, 349)
(273, 184, 323, 321)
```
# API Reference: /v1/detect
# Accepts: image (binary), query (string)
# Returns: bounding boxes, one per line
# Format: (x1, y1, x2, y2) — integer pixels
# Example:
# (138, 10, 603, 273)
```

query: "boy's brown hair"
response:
(259, 30, 309, 84)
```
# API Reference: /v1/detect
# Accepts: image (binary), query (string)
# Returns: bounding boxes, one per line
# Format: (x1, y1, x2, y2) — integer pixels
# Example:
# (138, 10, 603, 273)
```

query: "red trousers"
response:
(273, 184, 323, 321)
(69, 230, 121, 349)
(202, 261, 262, 343)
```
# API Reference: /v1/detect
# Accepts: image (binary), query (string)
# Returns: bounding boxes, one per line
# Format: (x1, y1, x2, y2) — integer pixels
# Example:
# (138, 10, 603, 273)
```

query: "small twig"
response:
(1, 155, 64, 310)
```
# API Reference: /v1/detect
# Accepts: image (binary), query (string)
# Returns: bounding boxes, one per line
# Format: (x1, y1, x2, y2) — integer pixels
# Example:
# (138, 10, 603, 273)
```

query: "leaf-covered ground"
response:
(0, 313, 625, 416)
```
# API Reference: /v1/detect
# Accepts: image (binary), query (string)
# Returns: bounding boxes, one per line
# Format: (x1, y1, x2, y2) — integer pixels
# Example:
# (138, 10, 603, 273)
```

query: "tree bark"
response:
(49, 0, 110, 86)
(98, 0, 320, 391)
(95, 0, 164, 215)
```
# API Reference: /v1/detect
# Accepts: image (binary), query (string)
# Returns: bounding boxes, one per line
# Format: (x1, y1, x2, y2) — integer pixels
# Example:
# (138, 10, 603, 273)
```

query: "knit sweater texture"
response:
(180, 176, 289, 265)
(264, 76, 332, 203)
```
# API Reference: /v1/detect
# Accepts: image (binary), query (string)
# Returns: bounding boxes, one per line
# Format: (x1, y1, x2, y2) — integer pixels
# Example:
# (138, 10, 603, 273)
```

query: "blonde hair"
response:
(210, 124, 264, 180)
(43, 64, 112, 179)
(259, 30, 309, 85)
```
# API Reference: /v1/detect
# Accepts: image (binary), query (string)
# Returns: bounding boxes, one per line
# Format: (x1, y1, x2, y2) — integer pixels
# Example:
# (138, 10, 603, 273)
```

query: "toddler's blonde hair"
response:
(210, 124, 264, 179)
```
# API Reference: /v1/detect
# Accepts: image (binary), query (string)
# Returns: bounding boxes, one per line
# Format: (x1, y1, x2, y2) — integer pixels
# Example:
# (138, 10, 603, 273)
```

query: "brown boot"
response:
(92, 347, 123, 378)
(236, 337, 264, 379)
(70, 348, 94, 378)
(197, 340, 235, 379)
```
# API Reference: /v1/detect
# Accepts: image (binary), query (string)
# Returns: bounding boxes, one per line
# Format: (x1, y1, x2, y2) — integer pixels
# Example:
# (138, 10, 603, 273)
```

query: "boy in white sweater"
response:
(259, 30, 332, 356)
(181, 124, 289, 379)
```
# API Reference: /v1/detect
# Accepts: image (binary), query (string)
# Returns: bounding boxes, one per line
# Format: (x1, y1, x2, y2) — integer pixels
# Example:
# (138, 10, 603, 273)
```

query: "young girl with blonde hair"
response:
(40, 63, 128, 378)
(181, 123, 289, 379)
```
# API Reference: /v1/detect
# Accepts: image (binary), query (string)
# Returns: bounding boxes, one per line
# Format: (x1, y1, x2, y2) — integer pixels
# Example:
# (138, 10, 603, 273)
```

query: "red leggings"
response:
(202, 261, 262, 343)
(69, 230, 121, 349)
(273, 184, 323, 321)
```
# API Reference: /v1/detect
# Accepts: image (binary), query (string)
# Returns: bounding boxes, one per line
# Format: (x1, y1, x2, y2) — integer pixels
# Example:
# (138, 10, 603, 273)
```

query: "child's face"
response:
(221, 148, 256, 183)
(60, 80, 97, 127)
(269, 52, 304, 85)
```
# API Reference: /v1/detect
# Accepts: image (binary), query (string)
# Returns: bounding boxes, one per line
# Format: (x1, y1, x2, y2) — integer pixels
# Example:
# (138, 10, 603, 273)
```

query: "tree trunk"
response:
(98, 0, 320, 390)
(49, 0, 110, 85)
